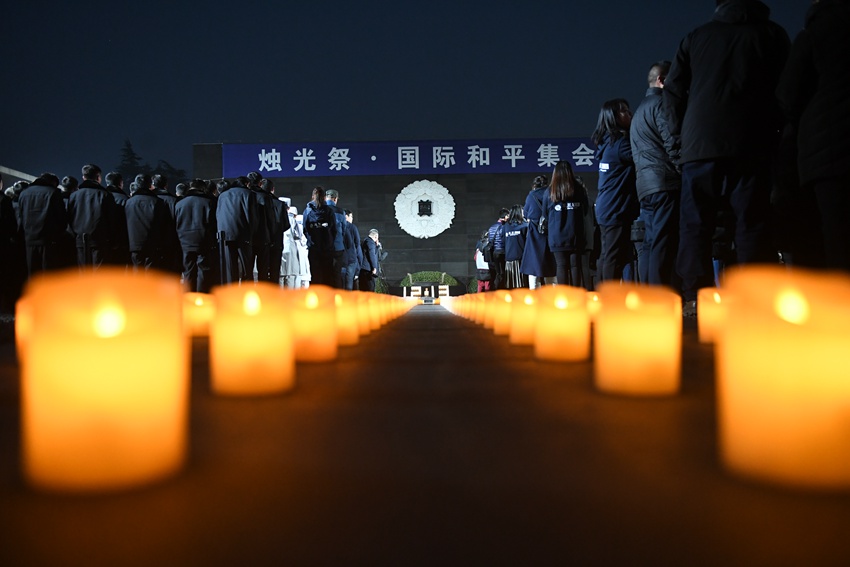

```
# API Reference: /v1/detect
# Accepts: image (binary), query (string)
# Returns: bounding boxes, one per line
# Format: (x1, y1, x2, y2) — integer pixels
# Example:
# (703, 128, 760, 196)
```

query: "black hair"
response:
(591, 98, 631, 146)
(549, 160, 577, 202)
(81, 164, 101, 181)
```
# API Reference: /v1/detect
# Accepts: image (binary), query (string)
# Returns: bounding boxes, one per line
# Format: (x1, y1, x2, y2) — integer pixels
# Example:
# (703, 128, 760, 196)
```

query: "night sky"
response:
(2, 1, 806, 181)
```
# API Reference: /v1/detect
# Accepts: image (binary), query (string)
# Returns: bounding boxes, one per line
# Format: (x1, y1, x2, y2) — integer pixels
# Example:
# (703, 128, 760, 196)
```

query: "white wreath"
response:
(394, 180, 456, 239)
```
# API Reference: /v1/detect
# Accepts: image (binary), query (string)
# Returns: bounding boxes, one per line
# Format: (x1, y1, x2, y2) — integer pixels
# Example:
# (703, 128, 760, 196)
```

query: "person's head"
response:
(129, 181, 138, 196)
(549, 160, 577, 202)
(647, 60, 671, 88)
(247, 171, 263, 187)
(33, 173, 60, 188)
(174, 183, 186, 197)
(105, 171, 123, 189)
(325, 188, 339, 202)
(507, 204, 524, 224)
(498, 207, 510, 222)
(592, 98, 632, 145)
(152, 174, 167, 191)
(217, 179, 230, 194)
(134, 173, 152, 192)
(234, 176, 250, 189)
(312, 185, 326, 205)
(260, 178, 275, 193)
(368, 229, 379, 242)
(81, 164, 101, 182)
(190, 178, 206, 193)
(344, 209, 353, 223)
(60, 175, 79, 193)
(532, 175, 548, 189)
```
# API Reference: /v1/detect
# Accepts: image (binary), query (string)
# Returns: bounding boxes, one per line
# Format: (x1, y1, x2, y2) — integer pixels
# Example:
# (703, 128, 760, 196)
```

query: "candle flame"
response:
(775, 288, 809, 325)
(335, 294, 343, 307)
(712, 292, 721, 304)
(305, 292, 320, 310)
(505, 294, 512, 304)
(625, 291, 641, 310)
(93, 303, 126, 338)
(554, 296, 568, 310)
(243, 291, 262, 316)
(523, 294, 534, 306)
(194, 297, 205, 307)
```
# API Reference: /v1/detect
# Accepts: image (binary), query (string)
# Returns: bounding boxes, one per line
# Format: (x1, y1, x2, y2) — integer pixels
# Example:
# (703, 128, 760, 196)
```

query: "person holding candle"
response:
(542, 160, 588, 287)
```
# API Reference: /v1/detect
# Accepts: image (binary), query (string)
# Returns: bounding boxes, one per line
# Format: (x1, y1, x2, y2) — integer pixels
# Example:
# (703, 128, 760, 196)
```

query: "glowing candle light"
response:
(335, 291, 360, 346)
(210, 283, 294, 395)
(288, 285, 338, 362)
(717, 266, 850, 489)
(183, 292, 215, 337)
(593, 283, 681, 396)
(352, 291, 372, 336)
(697, 287, 728, 344)
(21, 268, 187, 492)
(492, 291, 513, 336)
(534, 285, 590, 361)
(586, 291, 602, 321)
(509, 290, 538, 345)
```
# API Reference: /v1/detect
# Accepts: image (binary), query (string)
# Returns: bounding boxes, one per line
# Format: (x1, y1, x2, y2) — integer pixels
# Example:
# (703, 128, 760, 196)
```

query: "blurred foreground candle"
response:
(586, 291, 602, 321)
(697, 287, 727, 344)
(594, 283, 681, 395)
(717, 266, 850, 489)
(509, 290, 537, 345)
(289, 285, 338, 362)
(183, 292, 215, 337)
(22, 268, 187, 492)
(211, 283, 294, 395)
(534, 285, 590, 361)
(492, 291, 513, 336)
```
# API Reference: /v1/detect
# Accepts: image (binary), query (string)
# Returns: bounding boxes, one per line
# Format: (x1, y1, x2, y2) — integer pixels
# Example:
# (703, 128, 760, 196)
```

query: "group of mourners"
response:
(0, 166, 385, 314)
(475, 0, 850, 317)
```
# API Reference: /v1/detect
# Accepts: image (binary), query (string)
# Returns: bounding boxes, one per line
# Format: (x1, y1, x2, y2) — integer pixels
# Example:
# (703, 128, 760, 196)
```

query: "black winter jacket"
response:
(663, 0, 790, 163)
(175, 190, 217, 252)
(776, 0, 850, 186)
(630, 87, 681, 200)
(17, 184, 66, 246)
(126, 188, 171, 252)
(67, 180, 118, 248)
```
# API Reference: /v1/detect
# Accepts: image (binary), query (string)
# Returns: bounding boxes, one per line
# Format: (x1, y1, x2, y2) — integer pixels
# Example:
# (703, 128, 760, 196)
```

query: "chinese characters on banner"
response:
(223, 139, 596, 178)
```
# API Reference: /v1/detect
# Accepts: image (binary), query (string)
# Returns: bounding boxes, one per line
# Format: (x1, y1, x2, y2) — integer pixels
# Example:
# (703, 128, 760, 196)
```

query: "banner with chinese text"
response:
(222, 138, 596, 178)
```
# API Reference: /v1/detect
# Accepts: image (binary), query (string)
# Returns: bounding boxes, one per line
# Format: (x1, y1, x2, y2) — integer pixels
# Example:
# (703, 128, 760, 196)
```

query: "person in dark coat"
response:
(487, 208, 510, 289)
(592, 98, 638, 283)
(776, 0, 850, 271)
(325, 189, 347, 288)
(216, 176, 259, 284)
(175, 179, 217, 292)
(16, 172, 67, 277)
(152, 174, 181, 274)
(125, 174, 172, 271)
(104, 171, 130, 267)
(263, 178, 289, 285)
(630, 61, 682, 287)
(303, 186, 338, 287)
(521, 174, 556, 288)
(343, 209, 363, 291)
(542, 161, 588, 287)
(359, 229, 380, 292)
(664, 0, 790, 313)
(247, 172, 274, 282)
(67, 164, 118, 269)
(503, 204, 528, 289)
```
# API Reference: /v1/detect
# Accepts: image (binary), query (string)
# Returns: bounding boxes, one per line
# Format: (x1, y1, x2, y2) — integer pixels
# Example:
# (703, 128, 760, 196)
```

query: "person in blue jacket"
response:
(542, 160, 588, 286)
(521, 175, 556, 288)
(592, 98, 638, 282)
(503, 204, 528, 289)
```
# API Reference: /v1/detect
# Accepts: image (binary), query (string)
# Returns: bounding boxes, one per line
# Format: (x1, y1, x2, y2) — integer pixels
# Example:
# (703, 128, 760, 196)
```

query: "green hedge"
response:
(400, 271, 459, 287)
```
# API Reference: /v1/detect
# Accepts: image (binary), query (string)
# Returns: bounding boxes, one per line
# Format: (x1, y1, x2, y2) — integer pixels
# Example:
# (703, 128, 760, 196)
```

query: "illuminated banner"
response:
(222, 138, 596, 178)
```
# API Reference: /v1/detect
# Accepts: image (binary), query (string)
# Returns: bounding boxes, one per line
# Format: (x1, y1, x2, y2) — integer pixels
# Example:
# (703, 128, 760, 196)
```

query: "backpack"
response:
(482, 236, 495, 263)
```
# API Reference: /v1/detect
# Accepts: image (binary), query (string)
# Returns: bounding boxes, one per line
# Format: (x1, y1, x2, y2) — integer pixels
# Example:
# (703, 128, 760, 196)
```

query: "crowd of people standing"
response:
(0, 167, 384, 313)
(476, 0, 850, 317)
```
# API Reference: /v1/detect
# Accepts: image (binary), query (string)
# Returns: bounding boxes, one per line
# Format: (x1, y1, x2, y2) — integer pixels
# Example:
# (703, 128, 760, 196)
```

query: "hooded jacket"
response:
(663, 0, 790, 163)
(776, 0, 850, 186)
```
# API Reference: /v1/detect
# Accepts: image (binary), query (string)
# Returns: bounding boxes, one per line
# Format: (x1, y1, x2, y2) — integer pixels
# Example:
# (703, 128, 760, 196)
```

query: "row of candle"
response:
(15, 268, 412, 492)
(446, 266, 850, 491)
(444, 282, 682, 396)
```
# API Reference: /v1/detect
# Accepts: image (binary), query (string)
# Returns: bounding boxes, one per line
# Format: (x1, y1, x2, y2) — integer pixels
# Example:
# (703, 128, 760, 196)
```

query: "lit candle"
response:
(335, 291, 360, 346)
(21, 268, 187, 492)
(534, 285, 590, 361)
(183, 292, 215, 337)
(717, 266, 850, 489)
(593, 283, 681, 396)
(288, 285, 338, 362)
(697, 287, 727, 344)
(586, 291, 602, 322)
(492, 291, 513, 336)
(353, 291, 372, 336)
(509, 290, 537, 345)
(210, 283, 294, 395)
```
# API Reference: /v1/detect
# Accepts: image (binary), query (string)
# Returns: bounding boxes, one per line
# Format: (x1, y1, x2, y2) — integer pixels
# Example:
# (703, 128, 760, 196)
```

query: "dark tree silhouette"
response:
(114, 140, 187, 187)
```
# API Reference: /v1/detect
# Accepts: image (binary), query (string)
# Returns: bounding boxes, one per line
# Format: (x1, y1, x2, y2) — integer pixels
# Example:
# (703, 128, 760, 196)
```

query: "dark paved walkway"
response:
(2, 305, 850, 566)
